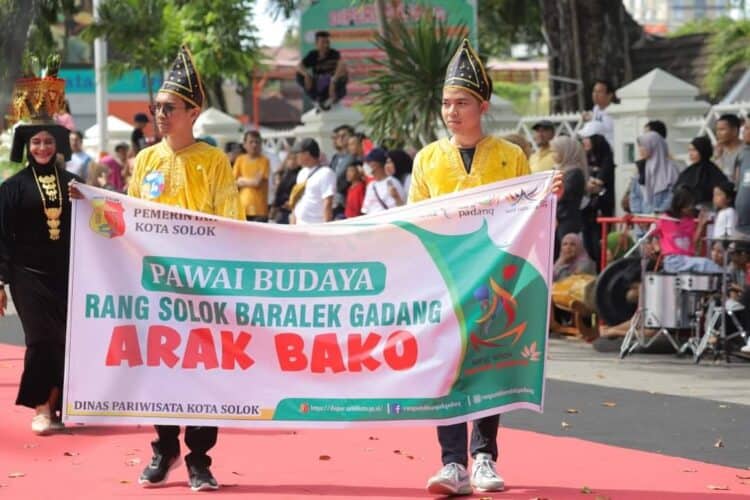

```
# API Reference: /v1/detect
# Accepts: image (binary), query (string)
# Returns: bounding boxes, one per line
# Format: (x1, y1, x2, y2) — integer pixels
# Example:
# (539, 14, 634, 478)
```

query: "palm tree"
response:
(362, 13, 465, 149)
(82, 0, 182, 104)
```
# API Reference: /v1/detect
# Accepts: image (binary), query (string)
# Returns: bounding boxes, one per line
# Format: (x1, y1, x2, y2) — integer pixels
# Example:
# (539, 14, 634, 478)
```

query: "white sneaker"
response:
(741, 339, 750, 354)
(471, 453, 505, 492)
(426, 462, 472, 496)
(31, 413, 52, 435)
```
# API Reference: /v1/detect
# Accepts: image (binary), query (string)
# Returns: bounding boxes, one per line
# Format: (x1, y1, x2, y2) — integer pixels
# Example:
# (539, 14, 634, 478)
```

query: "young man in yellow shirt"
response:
(528, 120, 556, 173)
(233, 130, 270, 222)
(127, 45, 242, 492)
(409, 39, 562, 496)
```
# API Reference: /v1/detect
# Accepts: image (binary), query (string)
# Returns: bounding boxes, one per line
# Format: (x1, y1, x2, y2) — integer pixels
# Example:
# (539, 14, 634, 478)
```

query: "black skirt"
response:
(10, 265, 67, 410)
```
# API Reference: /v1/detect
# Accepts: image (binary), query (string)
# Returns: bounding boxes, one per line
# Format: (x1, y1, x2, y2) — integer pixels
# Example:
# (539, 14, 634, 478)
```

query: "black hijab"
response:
(675, 136, 728, 206)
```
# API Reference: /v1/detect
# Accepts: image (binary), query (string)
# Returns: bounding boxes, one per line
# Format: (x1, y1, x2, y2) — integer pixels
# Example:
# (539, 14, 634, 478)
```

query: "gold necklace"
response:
(31, 165, 63, 241)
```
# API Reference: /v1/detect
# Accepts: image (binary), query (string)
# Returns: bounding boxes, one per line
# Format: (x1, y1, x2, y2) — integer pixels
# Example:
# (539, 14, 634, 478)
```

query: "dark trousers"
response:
(152, 425, 218, 468)
(295, 74, 347, 104)
(246, 215, 268, 223)
(437, 415, 500, 467)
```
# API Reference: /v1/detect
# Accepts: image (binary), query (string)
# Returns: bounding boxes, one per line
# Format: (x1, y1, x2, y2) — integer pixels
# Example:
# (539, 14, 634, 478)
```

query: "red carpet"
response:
(0, 343, 748, 499)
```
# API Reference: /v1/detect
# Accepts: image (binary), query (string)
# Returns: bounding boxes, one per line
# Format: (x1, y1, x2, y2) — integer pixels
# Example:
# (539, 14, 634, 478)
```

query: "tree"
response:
(82, 0, 182, 105)
(176, 0, 261, 110)
(478, 0, 544, 58)
(701, 19, 750, 98)
(540, 0, 643, 112)
(362, 13, 464, 149)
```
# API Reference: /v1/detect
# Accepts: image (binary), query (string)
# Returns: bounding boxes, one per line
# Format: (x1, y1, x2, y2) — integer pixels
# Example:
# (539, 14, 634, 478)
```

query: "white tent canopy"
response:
(193, 107, 243, 149)
(83, 115, 133, 155)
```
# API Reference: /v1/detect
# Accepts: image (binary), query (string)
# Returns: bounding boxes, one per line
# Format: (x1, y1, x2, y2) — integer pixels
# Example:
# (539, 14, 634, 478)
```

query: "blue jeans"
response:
(663, 255, 724, 274)
(629, 178, 673, 214)
(437, 415, 500, 467)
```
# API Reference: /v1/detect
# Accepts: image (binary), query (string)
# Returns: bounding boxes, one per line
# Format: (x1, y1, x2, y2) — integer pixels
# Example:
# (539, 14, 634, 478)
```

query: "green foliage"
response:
(493, 81, 543, 115)
(478, 0, 543, 58)
(705, 19, 750, 98)
(81, 0, 182, 102)
(362, 13, 464, 149)
(177, 0, 260, 87)
(666, 17, 750, 98)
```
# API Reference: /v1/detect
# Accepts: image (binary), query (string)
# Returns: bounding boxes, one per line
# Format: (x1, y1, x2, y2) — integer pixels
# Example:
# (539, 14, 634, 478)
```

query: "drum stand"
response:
(618, 227, 682, 358)
(693, 241, 748, 363)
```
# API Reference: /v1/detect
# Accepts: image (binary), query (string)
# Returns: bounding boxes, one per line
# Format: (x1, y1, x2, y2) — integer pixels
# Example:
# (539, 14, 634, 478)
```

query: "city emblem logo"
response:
(89, 198, 125, 238)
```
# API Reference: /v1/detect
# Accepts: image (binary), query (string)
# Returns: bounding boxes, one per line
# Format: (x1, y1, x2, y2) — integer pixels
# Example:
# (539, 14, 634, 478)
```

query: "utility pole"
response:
(93, 0, 108, 155)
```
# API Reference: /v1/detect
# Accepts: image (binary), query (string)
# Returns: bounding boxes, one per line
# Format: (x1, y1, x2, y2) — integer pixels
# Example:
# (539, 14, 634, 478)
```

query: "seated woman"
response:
(652, 186, 724, 274)
(674, 136, 728, 208)
(551, 234, 598, 339)
(629, 131, 679, 214)
(554, 233, 596, 281)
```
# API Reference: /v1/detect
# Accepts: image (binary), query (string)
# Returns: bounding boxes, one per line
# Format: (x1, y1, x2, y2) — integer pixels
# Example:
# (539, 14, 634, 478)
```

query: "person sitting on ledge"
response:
(296, 31, 348, 111)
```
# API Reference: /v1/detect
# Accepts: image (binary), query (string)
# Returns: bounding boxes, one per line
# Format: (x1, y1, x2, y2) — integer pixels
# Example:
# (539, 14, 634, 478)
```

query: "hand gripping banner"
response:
(64, 172, 555, 428)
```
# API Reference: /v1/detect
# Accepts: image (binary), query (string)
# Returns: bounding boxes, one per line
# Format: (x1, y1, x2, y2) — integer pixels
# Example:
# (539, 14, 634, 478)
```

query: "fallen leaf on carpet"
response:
(581, 485, 593, 493)
(479, 497, 493, 500)
(566, 408, 579, 414)
(368, 436, 379, 440)
(561, 421, 571, 429)
(8, 472, 24, 479)
(63, 451, 79, 457)
(530, 497, 549, 500)
(231, 471, 242, 476)
(737, 474, 750, 479)
(707, 485, 729, 490)
(682, 468, 697, 473)
(595, 496, 611, 500)
(393, 449, 402, 454)
(364, 447, 374, 452)
(318, 455, 331, 461)
(405, 455, 414, 460)
(23, 443, 38, 449)
(601, 402, 617, 408)
(119, 480, 130, 484)
(715, 438, 724, 448)
(125, 458, 140, 466)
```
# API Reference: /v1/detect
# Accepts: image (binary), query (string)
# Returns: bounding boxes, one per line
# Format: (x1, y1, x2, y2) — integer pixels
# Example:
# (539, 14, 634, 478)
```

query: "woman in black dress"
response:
(0, 74, 78, 434)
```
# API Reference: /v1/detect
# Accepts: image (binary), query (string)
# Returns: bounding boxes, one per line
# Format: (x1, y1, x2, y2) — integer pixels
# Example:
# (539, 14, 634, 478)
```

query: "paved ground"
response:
(2, 297, 750, 498)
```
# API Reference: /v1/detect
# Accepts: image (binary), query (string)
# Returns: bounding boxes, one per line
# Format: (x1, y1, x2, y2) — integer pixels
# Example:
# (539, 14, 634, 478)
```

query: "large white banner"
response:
(64, 172, 555, 428)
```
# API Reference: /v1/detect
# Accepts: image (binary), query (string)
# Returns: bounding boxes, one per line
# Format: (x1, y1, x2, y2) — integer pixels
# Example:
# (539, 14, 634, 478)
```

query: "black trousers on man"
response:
(437, 415, 500, 467)
(295, 74, 347, 104)
(152, 425, 217, 468)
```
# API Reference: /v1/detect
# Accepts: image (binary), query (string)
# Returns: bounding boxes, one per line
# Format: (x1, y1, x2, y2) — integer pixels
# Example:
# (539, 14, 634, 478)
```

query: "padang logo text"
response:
(458, 206, 495, 218)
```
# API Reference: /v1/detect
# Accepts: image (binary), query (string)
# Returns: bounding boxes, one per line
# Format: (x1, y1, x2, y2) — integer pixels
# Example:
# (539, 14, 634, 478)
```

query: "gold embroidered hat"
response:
(9, 54, 72, 162)
(159, 45, 205, 108)
(444, 39, 492, 102)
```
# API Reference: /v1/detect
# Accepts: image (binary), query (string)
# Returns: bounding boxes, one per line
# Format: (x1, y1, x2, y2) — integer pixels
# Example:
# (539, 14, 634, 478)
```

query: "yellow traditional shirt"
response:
(529, 146, 556, 173)
(408, 136, 530, 203)
(128, 140, 242, 220)
(233, 154, 269, 217)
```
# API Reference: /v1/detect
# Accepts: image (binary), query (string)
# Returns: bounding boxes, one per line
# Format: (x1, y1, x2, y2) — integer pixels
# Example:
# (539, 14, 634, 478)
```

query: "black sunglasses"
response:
(148, 102, 188, 116)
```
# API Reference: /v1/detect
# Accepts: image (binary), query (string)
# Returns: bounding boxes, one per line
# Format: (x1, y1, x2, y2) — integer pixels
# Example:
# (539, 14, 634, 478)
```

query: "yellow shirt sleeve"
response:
(407, 151, 430, 204)
(516, 150, 531, 177)
(212, 155, 244, 220)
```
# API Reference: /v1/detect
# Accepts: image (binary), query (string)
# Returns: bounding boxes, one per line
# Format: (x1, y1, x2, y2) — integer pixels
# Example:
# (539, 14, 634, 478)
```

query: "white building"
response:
(622, 0, 736, 33)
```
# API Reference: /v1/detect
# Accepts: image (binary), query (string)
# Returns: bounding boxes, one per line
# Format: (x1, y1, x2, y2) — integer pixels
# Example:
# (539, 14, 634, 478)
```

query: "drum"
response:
(678, 273, 720, 293)
(643, 273, 695, 329)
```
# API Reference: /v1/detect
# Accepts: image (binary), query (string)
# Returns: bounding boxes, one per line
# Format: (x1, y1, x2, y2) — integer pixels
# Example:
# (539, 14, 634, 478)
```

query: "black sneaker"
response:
(188, 464, 219, 491)
(138, 453, 181, 487)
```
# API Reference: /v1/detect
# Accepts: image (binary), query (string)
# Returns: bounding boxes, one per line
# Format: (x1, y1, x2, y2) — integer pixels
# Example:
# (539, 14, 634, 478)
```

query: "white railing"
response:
(694, 100, 750, 142)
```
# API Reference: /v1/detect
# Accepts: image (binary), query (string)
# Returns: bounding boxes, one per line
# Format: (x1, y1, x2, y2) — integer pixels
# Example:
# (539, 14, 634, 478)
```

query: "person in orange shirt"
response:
(233, 130, 270, 222)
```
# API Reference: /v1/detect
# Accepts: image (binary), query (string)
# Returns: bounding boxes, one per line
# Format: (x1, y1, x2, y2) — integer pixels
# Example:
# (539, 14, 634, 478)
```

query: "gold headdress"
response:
(8, 54, 72, 163)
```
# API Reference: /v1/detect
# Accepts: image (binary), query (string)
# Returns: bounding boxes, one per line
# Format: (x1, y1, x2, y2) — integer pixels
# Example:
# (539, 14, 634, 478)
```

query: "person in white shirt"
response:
(582, 79, 616, 148)
(713, 181, 738, 239)
(361, 148, 405, 214)
(65, 130, 92, 179)
(291, 138, 336, 225)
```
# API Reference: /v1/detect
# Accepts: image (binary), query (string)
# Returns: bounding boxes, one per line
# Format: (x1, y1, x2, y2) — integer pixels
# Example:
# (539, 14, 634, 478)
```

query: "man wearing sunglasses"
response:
(128, 45, 243, 492)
